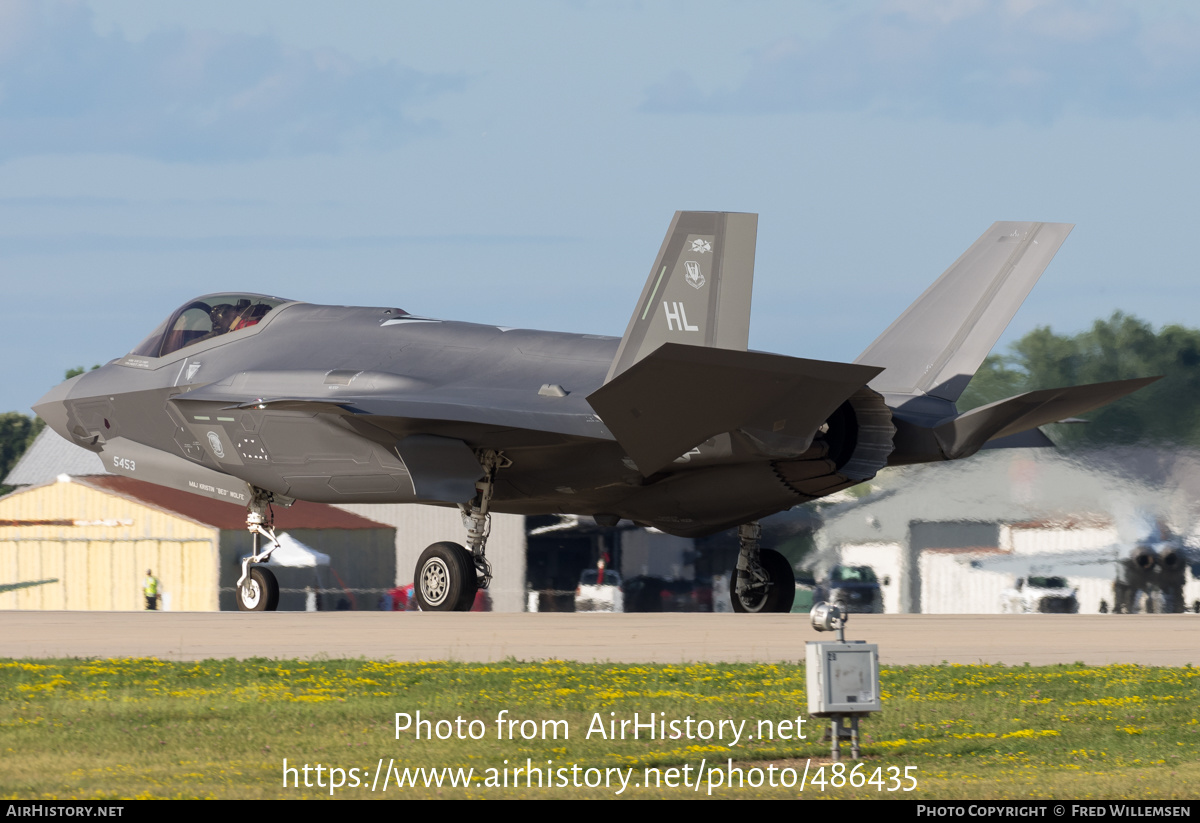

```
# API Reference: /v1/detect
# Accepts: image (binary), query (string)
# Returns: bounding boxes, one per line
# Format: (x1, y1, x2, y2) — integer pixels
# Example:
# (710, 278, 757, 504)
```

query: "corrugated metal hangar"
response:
(0, 473, 394, 612)
(3, 428, 526, 611)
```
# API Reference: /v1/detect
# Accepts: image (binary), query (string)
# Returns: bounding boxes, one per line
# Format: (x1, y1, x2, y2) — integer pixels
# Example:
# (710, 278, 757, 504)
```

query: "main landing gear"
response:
(730, 521, 795, 613)
(236, 489, 281, 612)
(413, 450, 506, 612)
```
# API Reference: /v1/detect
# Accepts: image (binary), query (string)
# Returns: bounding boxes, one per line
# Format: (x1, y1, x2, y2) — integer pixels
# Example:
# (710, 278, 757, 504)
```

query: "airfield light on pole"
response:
(806, 602, 881, 762)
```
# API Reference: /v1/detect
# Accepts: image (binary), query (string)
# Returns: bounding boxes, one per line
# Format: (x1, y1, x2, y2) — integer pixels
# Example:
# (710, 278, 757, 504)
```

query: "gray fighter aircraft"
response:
(33, 212, 1157, 613)
(1109, 531, 1199, 614)
(975, 524, 1200, 613)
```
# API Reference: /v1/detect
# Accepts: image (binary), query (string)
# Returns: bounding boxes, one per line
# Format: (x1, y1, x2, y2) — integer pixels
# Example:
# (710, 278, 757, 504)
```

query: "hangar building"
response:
(814, 447, 1200, 614)
(3, 428, 525, 610)
(0, 472, 395, 611)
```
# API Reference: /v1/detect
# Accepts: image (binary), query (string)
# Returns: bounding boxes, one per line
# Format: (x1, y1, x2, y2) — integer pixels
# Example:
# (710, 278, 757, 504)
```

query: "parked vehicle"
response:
(575, 568, 624, 612)
(1001, 576, 1079, 614)
(815, 565, 884, 614)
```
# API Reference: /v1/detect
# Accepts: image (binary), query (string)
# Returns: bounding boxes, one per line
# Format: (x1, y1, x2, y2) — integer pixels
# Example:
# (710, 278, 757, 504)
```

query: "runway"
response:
(0, 612, 1197, 665)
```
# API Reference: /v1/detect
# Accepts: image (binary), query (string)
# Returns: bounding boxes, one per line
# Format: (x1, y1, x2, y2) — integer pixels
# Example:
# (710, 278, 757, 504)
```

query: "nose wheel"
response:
(237, 566, 280, 612)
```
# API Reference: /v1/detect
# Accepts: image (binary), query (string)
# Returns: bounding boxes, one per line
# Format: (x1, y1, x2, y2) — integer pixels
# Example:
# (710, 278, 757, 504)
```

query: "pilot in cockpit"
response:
(197, 303, 239, 342)
(129, 293, 288, 358)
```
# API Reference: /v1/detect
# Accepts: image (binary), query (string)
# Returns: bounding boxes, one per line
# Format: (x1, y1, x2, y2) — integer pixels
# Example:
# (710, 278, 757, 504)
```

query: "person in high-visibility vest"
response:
(144, 570, 160, 610)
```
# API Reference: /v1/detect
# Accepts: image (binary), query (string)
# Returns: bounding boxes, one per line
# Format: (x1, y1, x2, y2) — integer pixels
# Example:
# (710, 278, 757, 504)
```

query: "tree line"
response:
(957, 312, 1199, 447)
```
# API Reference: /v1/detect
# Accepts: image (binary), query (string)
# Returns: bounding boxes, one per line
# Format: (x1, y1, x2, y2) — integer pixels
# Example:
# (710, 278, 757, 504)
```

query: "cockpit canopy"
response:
(130, 293, 290, 358)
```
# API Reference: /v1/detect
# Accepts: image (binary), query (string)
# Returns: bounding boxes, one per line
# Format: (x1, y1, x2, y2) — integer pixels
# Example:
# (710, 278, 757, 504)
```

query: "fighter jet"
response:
(975, 523, 1200, 614)
(33, 212, 1157, 613)
(1109, 532, 1197, 613)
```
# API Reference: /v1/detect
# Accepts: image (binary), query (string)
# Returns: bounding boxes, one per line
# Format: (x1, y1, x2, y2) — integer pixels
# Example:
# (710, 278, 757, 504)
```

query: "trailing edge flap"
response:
(934, 376, 1160, 459)
(587, 342, 882, 476)
(605, 212, 758, 384)
(856, 222, 1074, 403)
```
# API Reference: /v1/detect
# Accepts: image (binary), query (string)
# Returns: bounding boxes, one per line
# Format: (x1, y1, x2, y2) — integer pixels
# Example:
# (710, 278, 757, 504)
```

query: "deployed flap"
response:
(588, 342, 882, 476)
(934, 376, 1160, 459)
(605, 211, 757, 383)
(856, 222, 1073, 402)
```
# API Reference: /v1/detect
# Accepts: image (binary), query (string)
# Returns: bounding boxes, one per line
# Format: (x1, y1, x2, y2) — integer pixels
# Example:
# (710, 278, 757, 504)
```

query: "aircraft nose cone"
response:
(32, 376, 80, 442)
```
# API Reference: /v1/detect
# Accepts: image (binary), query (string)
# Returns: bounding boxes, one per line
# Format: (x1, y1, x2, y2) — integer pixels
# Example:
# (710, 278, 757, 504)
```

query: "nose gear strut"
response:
(235, 488, 284, 611)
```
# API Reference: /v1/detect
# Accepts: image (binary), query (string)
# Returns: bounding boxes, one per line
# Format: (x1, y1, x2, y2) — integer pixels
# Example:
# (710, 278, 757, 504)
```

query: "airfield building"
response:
(0, 472, 394, 611)
(4, 428, 527, 611)
(814, 447, 1200, 614)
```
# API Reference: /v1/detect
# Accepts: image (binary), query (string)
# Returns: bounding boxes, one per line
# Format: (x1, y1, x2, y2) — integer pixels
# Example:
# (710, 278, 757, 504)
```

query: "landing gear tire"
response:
(414, 542, 478, 612)
(730, 549, 796, 614)
(237, 566, 279, 612)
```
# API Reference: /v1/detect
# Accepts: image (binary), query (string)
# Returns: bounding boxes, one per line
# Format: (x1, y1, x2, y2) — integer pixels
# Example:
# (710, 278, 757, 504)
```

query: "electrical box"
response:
(806, 640, 881, 715)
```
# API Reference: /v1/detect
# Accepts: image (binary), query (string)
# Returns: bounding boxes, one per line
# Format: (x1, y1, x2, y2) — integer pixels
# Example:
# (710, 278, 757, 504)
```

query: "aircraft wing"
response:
(970, 543, 1200, 579)
(968, 548, 1128, 579)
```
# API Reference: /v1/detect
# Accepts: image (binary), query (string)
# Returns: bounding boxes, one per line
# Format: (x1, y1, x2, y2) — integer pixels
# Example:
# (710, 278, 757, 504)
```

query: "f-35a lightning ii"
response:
(33, 212, 1157, 613)
(977, 522, 1200, 614)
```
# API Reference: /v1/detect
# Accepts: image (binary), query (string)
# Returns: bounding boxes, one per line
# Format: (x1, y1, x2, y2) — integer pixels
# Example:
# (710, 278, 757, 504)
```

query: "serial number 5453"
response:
(112, 456, 136, 472)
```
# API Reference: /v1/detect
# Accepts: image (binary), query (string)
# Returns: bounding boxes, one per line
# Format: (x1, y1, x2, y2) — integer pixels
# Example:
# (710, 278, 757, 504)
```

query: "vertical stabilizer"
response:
(855, 221, 1073, 403)
(605, 211, 757, 383)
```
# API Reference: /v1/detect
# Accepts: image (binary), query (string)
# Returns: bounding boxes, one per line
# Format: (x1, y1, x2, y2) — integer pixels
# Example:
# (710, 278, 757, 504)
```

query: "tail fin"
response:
(604, 211, 757, 383)
(855, 221, 1073, 403)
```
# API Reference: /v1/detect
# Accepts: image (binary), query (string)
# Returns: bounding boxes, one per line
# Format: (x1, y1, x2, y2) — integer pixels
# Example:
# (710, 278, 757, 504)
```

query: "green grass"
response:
(1, 658, 1198, 799)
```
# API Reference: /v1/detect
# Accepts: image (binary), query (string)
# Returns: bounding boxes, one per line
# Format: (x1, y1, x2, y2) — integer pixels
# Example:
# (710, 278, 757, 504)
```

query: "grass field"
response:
(2, 657, 1198, 799)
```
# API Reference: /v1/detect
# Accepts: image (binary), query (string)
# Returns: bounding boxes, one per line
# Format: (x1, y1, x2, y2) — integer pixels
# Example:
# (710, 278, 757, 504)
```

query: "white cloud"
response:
(0, 0, 461, 161)
(641, 0, 1200, 123)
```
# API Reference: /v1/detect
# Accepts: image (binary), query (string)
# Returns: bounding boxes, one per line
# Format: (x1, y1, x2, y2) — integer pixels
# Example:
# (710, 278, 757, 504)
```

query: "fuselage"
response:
(35, 296, 893, 537)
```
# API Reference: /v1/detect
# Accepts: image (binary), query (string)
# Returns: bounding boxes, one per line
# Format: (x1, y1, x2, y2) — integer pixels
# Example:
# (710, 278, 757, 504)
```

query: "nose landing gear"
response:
(236, 489, 283, 612)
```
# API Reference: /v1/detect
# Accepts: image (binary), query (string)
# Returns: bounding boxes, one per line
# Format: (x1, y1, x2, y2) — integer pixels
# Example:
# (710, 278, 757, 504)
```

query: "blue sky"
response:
(3, 0, 1200, 413)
